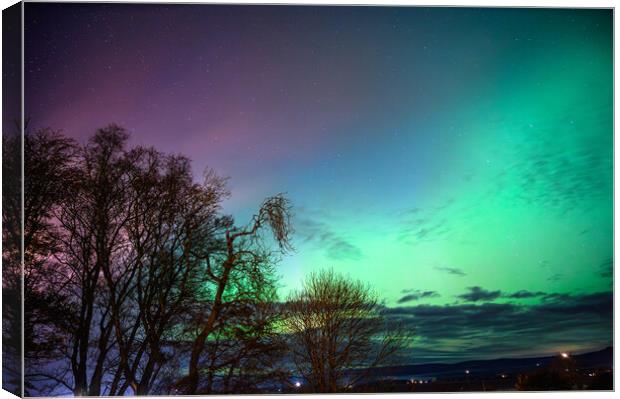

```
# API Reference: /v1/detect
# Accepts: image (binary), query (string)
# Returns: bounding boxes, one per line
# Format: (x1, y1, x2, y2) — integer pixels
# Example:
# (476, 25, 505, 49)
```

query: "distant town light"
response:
(561, 352, 569, 358)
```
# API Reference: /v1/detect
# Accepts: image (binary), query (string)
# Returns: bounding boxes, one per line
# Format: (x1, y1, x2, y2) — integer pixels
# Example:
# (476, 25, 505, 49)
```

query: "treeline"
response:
(2, 125, 408, 396)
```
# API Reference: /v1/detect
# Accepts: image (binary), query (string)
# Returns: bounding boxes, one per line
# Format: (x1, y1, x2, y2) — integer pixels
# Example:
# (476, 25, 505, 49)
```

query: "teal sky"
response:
(26, 5, 613, 361)
(267, 8, 613, 307)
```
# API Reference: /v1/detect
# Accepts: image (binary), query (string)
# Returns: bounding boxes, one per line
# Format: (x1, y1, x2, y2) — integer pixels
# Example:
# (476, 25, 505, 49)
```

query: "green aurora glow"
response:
(26, 5, 613, 361)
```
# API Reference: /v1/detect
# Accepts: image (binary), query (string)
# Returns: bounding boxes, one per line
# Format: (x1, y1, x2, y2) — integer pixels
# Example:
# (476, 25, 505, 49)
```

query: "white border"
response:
(0, 1, 616, 399)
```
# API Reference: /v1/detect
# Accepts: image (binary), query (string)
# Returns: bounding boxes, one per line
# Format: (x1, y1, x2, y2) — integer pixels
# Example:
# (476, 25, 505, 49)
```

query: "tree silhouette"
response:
(17, 124, 292, 396)
(2, 127, 23, 393)
(3, 126, 77, 394)
(283, 269, 410, 393)
(182, 194, 293, 394)
(7, 123, 436, 396)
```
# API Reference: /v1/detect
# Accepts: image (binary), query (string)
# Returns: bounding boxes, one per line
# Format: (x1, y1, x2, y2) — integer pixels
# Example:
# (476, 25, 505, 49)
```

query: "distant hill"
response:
(357, 346, 613, 381)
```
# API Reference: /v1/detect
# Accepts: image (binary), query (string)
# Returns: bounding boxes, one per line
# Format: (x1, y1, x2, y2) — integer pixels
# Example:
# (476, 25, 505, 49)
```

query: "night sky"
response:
(24, 4, 613, 363)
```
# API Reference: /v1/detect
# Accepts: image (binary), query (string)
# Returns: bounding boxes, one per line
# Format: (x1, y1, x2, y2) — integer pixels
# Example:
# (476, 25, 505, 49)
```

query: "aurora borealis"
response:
(24, 4, 612, 363)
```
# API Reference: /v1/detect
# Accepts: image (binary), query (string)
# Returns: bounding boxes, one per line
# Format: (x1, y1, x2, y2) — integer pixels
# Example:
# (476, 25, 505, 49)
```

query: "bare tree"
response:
(283, 269, 410, 393)
(218, 299, 289, 393)
(2, 127, 23, 393)
(47, 125, 133, 396)
(2, 127, 77, 395)
(16, 124, 294, 396)
(107, 153, 231, 396)
(181, 194, 293, 394)
(44, 126, 233, 396)
(188, 265, 288, 394)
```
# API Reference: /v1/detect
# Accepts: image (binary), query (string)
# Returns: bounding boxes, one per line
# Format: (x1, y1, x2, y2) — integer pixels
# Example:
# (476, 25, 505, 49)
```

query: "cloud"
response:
(506, 290, 547, 299)
(396, 199, 455, 245)
(457, 286, 501, 302)
(599, 258, 613, 279)
(434, 266, 466, 276)
(326, 239, 362, 261)
(397, 290, 440, 304)
(483, 122, 612, 214)
(458, 286, 553, 302)
(295, 217, 362, 261)
(383, 291, 613, 363)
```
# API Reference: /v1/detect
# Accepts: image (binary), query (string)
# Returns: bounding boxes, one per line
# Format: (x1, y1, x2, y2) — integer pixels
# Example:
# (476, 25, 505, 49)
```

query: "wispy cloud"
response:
(326, 239, 362, 261)
(457, 286, 501, 302)
(455, 287, 574, 301)
(397, 290, 440, 304)
(295, 217, 362, 261)
(486, 129, 612, 214)
(505, 290, 547, 299)
(434, 266, 466, 276)
(599, 258, 613, 279)
(383, 291, 613, 363)
(396, 199, 455, 245)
